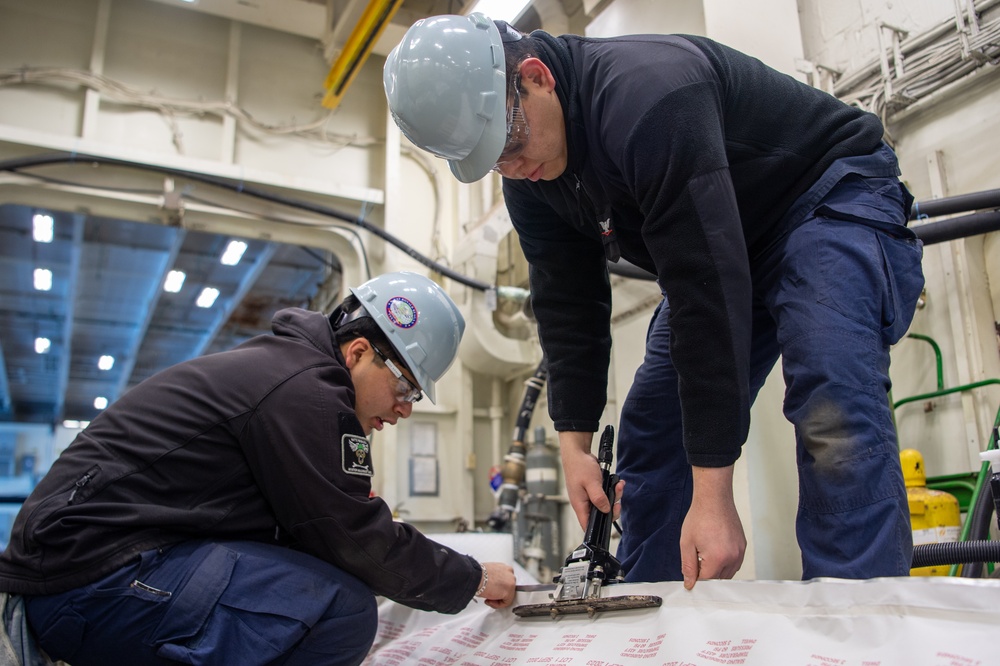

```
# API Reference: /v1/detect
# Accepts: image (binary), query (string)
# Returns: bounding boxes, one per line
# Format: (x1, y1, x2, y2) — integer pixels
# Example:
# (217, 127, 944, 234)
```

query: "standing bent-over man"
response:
(383, 14, 925, 588)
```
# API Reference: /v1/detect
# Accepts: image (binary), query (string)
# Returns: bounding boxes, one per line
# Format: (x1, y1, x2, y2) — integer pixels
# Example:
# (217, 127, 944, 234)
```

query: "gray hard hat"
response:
(349, 271, 465, 403)
(383, 13, 506, 183)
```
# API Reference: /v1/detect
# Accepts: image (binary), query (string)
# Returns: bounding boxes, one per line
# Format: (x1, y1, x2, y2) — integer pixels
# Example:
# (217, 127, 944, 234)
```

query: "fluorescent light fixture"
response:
(62, 420, 90, 429)
(164, 270, 186, 293)
(33, 268, 52, 291)
(220, 240, 247, 266)
(98, 355, 115, 371)
(466, 0, 531, 23)
(196, 287, 220, 308)
(32, 213, 54, 243)
(94, 396, 108, 410)
(35, 337, 51, 354)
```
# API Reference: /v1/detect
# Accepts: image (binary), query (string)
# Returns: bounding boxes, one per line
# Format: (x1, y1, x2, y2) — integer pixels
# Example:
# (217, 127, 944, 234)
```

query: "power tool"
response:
(512, 425, 662, 618)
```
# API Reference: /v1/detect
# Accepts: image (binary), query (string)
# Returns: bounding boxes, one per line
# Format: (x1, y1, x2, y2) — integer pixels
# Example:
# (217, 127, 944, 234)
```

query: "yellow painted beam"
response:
(322, 0, 405, 110)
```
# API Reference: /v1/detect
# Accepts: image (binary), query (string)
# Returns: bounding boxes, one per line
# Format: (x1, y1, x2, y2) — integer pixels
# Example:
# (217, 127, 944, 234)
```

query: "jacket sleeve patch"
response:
(342, 434, 374, 477)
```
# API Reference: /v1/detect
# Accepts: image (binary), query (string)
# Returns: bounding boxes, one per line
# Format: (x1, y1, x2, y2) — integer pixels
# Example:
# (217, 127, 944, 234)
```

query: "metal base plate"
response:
(512, 594, 662, 619)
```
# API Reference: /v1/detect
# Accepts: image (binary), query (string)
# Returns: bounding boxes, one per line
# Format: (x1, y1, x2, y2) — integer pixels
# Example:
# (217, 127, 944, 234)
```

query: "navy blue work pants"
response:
(616, 173, 925, 582)
(24, 540, 378, 666)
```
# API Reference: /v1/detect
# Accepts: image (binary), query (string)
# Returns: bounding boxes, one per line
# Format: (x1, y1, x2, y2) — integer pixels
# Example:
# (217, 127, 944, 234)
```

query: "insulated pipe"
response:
(913, 210, 1000, 246)
(910, 188, 1000, 220)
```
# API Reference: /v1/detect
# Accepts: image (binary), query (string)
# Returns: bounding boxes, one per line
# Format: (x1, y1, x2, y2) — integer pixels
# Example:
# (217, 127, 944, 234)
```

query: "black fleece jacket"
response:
(504, 32, 889, 466)
(0, 309, 480, 613)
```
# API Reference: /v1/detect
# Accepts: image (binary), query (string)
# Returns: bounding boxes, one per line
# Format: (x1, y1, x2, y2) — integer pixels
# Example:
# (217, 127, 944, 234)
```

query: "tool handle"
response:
(597, 424, 615, 467)
(582, 426, 617, 551)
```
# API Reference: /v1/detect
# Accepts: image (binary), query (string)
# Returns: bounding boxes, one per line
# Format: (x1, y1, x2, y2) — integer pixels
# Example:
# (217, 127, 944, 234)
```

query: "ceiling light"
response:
(32, 213, 54, 243)
(33, 268, 52, 291)
(98, 355, 115, 371)
(466, 0, 532, 23)
(220, 240, 247, 266)
(34, 337, 51, 354)
(196, 287, 220, 308)
(164, 270, 186, 293)
(94, 396, 108, 410)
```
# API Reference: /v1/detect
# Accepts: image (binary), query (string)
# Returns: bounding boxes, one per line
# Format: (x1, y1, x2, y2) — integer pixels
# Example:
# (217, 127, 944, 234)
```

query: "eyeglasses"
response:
(371, 343, 423, 404)
(492, 74, 530, 172)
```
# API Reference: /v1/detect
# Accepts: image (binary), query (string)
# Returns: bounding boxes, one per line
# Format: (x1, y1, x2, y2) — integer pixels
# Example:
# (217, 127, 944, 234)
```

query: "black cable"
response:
(0, 151, 492, 291)
(298, 246, 342, 273)
(10, 168, 374, 283)
(180, 192, 374, 281)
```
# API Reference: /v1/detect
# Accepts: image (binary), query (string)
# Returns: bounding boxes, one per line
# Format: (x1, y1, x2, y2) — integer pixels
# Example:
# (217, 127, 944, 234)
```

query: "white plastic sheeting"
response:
(364, 576, 1000, 665)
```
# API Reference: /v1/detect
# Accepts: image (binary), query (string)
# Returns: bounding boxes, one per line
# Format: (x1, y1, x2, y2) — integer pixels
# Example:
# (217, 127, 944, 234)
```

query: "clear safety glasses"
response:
(371, 343, 423, 404)
(492, 74, 530, 172)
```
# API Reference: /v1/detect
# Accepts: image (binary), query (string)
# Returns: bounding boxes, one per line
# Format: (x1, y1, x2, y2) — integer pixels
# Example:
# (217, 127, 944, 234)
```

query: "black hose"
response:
(487, 358, 548, 531)
(912, 540, 1000, 569)
(959, 471, 997, 577)
(513, 358, 548, 445)
(0, 151, 493, 291)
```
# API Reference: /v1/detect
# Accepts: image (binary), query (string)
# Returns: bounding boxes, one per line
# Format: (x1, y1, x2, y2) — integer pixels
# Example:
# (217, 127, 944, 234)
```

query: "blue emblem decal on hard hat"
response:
(342, 434, 374, 477)
(385, 297, 418, 329)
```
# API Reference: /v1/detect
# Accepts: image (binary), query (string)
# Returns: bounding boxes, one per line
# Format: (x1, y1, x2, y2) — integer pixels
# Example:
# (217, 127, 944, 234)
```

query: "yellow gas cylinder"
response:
(901, 448, 961, 576)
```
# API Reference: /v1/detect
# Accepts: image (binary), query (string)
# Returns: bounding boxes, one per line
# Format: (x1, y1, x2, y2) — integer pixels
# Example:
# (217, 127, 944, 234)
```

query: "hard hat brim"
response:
(448, 13, 508, 183)
(447, 105, 507, 183)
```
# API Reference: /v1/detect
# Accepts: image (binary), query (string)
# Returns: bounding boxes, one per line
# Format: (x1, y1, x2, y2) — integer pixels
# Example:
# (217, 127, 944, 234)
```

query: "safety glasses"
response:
(492, 74, 529, 172)
(371, 343, 423, 404)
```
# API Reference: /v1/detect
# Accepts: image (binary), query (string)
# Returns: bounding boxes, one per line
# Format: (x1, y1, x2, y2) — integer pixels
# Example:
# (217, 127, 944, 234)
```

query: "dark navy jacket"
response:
(0, 309, 480, 613)
(504, 32, 897, 466)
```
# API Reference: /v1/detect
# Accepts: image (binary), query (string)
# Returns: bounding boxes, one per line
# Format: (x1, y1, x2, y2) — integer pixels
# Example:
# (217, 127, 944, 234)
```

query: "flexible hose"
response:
(487, 358, 548, 531)
(912, 540, 1000, 569)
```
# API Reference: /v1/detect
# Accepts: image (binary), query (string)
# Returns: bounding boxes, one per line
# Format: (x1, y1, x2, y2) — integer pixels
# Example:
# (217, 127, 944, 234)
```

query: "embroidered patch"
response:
(385, 297, 417, 329)
(342, 434, 374, 477)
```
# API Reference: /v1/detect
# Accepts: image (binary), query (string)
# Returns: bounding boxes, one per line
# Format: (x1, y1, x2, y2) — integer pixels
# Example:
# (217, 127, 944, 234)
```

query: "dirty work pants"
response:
(24, 540, 378, 666)
(616, 173, 925, 582)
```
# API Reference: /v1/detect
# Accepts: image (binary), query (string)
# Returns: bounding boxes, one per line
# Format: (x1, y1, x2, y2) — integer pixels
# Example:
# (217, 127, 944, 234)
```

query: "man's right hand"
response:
(478, 562, 516, 608)
(558, 431, 624, 530)
(680, 464, 746, 590)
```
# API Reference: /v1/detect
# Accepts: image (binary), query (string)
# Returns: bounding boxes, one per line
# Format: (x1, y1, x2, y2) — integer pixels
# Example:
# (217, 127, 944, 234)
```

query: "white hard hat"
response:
(349, 272, 465, 403)
(383, 13, 506, 183)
